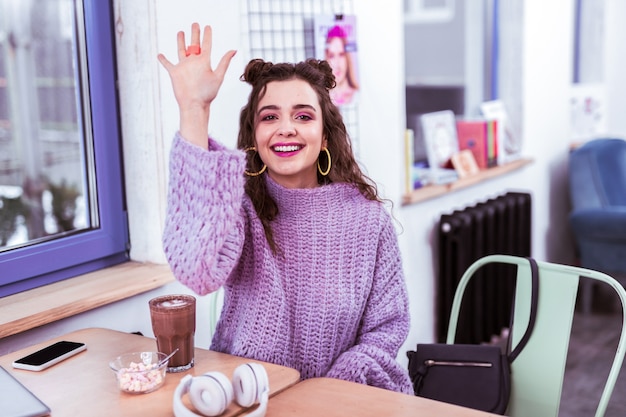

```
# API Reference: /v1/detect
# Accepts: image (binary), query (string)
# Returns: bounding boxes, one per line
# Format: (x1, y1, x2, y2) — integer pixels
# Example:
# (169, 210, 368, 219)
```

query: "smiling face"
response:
(254, 78, 326, 189)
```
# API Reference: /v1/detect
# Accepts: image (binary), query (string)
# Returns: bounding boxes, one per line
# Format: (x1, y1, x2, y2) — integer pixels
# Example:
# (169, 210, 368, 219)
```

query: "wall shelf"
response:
(402, 157, 533, 205)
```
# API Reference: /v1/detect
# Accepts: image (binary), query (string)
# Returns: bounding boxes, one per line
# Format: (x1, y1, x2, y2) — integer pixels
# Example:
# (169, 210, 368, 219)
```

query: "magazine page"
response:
(314, 15, 360, 107)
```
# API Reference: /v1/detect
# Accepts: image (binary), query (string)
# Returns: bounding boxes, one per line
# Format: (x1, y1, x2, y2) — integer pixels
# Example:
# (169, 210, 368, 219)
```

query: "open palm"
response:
(158, 23, 236, 113)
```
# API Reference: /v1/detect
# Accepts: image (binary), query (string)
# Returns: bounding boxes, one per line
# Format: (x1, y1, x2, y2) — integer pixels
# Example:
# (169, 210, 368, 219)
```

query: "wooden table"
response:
(0, 327, 300, 417)
(265, 377, 499, 416)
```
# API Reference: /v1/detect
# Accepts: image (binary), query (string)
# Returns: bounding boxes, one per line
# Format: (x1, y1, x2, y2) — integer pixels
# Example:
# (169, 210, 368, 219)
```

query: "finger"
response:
(201, 25, 212, 59)
(190, 22, 201, 46)
(176, 31, 187, 60)
(157, 53, 174, 72)
(214, 50, 237, 80)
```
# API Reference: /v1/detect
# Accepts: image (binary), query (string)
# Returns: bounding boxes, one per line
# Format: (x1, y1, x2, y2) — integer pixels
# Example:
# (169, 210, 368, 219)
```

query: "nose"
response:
(277, 119, 296, 137)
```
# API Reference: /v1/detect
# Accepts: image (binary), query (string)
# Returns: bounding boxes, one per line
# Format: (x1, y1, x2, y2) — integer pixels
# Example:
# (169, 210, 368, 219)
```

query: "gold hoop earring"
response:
(318, 147, 331, 176)
(244, 147, 267, 177)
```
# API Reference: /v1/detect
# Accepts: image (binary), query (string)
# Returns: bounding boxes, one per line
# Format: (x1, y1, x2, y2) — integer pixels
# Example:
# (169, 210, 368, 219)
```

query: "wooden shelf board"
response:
(402, 158, 533, 205)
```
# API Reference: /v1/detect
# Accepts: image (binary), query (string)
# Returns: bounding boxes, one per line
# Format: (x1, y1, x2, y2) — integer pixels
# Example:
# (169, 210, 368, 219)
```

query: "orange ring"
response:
(185, 44, 201, 56)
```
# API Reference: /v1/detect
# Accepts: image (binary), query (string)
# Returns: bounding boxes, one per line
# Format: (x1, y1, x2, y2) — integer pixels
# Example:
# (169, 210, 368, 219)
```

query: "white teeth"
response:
(274, 145, 301, 152)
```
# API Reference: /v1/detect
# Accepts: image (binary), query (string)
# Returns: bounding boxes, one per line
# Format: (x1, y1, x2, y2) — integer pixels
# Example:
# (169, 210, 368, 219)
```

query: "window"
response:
(0, 0, 127, 297)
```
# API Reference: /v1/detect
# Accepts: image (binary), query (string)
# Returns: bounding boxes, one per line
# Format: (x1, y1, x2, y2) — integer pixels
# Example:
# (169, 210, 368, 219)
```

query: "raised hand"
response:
(158, 23, 236, 148)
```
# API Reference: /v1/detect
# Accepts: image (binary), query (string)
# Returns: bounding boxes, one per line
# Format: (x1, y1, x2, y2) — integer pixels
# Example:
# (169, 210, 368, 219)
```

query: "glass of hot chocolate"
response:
(148, 294, 196, 372)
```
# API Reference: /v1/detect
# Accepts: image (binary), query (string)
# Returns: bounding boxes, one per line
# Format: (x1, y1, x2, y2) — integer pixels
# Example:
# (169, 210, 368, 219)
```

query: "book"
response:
(456, 118, 499, 169)
(456, 119, 489, 169)
(480, 100, 519, 164)
(426, 168, 458, 185)
(486, 119, 498, 167)
(404, 129, 432, 191)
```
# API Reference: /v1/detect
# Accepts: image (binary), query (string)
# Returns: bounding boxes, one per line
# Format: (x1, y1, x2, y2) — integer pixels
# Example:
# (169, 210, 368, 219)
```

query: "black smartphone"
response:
(12, 341, 87, 372)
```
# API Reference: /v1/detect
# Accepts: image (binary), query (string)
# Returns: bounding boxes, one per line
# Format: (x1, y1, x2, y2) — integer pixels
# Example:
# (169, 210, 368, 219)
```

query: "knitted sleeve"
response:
(325, 212, 413, 394)
(162, 133, 247, 294)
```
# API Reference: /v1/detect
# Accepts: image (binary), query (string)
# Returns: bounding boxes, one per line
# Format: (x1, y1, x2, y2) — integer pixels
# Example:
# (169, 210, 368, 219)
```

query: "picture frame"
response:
(451, 150, 480, 178)
(420, 110, 459, 169)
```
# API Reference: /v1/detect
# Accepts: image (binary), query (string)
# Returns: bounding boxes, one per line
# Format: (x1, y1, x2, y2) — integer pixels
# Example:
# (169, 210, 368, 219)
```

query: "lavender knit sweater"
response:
(163, 134, 413, 394)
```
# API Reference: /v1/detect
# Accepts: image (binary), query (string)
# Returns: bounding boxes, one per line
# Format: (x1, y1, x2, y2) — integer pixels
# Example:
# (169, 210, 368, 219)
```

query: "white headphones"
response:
(173, 363, 269, 417)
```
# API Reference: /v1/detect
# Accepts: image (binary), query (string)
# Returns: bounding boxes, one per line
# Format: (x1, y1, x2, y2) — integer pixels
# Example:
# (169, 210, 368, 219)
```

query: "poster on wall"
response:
(569, 83, 606, 143)
(314, 15, 360, 107)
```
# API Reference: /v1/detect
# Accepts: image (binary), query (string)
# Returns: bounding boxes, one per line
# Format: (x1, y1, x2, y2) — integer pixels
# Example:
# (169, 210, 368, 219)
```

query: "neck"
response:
(267, 172, 319, 189)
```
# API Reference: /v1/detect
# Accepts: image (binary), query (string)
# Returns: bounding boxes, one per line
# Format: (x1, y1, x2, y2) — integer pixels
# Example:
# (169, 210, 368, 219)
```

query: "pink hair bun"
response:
(327, 25, 347, 39)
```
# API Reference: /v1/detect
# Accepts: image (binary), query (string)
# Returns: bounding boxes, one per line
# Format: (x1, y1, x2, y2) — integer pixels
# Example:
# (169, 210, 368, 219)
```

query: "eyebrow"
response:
(257, 104, 317, 115)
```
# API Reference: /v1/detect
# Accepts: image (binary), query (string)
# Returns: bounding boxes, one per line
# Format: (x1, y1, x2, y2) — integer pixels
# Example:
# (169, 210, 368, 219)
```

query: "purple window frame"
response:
(0, 0, 128, 297)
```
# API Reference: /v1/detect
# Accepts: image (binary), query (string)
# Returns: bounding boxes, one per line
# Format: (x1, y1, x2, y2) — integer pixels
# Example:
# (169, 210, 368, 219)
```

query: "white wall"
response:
(4, 0, 626, 372)
(606, 0, 626, 137)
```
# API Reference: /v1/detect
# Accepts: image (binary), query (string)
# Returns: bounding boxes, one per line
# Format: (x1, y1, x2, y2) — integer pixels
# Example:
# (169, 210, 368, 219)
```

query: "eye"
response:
(295, 113, 313, 121)
(260, 114, 277, 121)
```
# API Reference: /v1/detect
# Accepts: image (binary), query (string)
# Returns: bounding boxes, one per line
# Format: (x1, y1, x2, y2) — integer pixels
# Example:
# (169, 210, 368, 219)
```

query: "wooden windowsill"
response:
(0, 261, 174, 339)
(402, 158, 534, 205)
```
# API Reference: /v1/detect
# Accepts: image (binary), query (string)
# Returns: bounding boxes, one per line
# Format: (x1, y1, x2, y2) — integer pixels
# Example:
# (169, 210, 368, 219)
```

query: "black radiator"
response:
(436, 191, 532, 344)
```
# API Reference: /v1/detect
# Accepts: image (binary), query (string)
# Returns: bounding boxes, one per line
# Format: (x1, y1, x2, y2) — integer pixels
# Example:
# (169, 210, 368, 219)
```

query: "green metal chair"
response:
(445, 254, 626, 417)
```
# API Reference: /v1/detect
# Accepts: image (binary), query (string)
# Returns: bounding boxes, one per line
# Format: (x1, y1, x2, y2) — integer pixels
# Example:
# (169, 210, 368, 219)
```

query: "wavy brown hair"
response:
(238, 58, 380, 252)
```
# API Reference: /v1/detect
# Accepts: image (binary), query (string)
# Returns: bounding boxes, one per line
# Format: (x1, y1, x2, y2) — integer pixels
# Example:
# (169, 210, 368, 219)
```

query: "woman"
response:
(158, 23, 412, 394)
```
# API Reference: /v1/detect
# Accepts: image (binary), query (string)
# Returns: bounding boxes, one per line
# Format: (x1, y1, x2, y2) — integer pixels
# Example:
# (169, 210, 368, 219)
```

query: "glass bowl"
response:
(109, 351, 168, 394)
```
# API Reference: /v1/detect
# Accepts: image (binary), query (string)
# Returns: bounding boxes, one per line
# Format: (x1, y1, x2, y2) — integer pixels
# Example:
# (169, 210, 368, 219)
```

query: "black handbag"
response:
(407, 257, 539, 415)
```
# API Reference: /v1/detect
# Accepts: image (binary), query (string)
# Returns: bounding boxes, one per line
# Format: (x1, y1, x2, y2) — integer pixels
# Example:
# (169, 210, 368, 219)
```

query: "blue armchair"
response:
(568, 138, 626, 314)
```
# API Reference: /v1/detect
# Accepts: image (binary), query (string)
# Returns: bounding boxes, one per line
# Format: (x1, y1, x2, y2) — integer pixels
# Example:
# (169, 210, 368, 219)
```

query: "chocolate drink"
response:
(149, 294, 196, 372)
